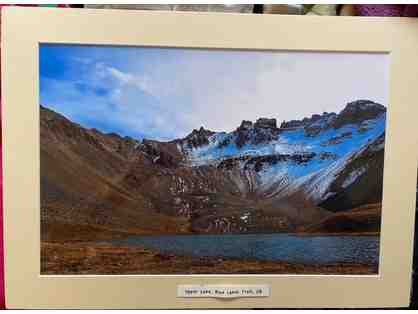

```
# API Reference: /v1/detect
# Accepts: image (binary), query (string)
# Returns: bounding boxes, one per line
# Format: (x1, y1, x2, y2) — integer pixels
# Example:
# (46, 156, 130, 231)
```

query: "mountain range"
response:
(40, 99, 385, 241)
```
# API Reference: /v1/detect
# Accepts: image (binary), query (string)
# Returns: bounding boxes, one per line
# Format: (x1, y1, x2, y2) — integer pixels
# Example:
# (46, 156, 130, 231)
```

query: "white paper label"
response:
(177, 284, 270, 298)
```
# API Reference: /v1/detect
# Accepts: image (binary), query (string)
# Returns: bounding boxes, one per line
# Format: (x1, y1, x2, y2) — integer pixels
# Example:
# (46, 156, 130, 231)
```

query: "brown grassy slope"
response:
(300, 203, 381, 234)
(262, 190, 332, 226)
(40, 106, 190, 240)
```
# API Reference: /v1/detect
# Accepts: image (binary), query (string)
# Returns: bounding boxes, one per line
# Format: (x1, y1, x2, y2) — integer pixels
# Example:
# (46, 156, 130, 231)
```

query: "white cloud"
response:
(42, 48, 390, 141)
(105, 50, 389, 135)
(92, 63, 155, 98)
(107, 67, 134, 84)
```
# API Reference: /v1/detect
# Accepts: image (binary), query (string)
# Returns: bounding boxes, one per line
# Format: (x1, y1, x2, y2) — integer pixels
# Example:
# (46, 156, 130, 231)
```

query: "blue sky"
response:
(40, 45, 389, 141)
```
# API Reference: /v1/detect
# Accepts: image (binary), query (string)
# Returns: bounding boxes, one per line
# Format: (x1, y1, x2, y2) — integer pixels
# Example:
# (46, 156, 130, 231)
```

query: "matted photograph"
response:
(5, 7, 418, 309)
(40, 45, 389, 275)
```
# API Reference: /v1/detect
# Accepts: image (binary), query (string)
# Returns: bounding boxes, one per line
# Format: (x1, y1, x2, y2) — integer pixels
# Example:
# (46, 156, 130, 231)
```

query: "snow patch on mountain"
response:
(177, 102, 386, 203)
(342, 166, 367, 189)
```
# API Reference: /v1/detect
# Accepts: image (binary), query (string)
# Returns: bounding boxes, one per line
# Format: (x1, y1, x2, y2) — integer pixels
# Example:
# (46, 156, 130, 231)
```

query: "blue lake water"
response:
(106, 233, 380, 265)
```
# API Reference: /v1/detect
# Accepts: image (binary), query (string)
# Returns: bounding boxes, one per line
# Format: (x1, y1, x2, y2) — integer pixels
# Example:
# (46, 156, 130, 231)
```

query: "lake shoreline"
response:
(41, 221, 380, 244)
(42, 225, 380, 243)
(41, 241, 378, 275)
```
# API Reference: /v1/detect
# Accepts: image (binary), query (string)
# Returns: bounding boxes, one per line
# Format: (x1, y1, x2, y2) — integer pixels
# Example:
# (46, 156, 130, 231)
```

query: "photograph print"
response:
(40, 45, 388, 275)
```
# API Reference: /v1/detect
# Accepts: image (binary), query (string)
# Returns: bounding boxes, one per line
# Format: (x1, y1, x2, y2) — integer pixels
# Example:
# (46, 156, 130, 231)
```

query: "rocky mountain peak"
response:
(332, 100, 386, 129)
(279, 100, 385, 137)
(183, 126, 215, 149)
(238, 120, 253, 131)
(343, 99, 385, 113)
(188, 126, 214, 137)
(234, 118, 279, 148)
(254, 118, 277, 129)
(280, 112, 336, 138)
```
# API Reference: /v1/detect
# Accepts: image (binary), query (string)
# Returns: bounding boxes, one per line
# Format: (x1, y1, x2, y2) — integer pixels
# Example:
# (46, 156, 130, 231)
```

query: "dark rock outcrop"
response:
(142, 139, 182, 168)
(234, 118, 280, 148)
(279, 100, 385, 138)
(183, 127, 215, 149)
(254, 118, 277, 129)
(331, 100, 386, 129)
(280, 120, 304, 129)
(238, 120, 253, 130)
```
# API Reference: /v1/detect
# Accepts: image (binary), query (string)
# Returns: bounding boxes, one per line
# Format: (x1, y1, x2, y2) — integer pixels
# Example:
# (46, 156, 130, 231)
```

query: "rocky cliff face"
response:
(41, 100, 385, 239)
